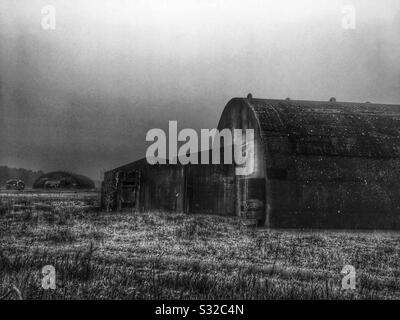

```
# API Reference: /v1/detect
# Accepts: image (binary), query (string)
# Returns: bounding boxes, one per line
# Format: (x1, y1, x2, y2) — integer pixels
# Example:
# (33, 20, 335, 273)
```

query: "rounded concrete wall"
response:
(218, 97, 400, 229)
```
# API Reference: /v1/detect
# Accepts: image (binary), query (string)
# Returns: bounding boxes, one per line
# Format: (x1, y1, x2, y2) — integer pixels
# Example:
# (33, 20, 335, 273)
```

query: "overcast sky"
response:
(1, 0, 400, 179)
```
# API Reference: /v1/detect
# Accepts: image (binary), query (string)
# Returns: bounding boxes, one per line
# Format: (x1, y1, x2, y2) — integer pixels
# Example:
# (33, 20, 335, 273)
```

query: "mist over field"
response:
(1, 0, 400, 179)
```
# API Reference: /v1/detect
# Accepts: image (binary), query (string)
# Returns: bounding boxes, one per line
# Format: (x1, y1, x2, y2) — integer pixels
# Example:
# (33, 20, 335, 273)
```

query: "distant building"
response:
(5, 179, 25, 190)
(102, 96, 400, 229)
(33, 171, 95, 190)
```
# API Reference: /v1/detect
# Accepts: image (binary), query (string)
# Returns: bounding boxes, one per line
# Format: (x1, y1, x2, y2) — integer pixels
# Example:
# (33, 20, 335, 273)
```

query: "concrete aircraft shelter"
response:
(102, 95, 400, 229)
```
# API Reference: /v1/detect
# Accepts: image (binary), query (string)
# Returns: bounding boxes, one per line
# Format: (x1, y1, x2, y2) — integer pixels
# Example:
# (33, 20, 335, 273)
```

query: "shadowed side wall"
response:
(102, 159, 185, 213)
(140, 163, 185, 212)
(247, 98, 400, 229)
(185, 161, 235, 216)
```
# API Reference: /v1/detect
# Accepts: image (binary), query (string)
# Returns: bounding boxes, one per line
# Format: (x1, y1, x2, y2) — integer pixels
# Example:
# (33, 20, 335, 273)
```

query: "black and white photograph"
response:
(1, 0, 400, 306)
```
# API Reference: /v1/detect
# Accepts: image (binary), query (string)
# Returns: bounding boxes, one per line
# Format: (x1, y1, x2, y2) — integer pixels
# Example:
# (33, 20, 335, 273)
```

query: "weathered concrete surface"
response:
(102, 159, 185, 213)
(219, 97, 400, 229)
(185, 162, 235, 216)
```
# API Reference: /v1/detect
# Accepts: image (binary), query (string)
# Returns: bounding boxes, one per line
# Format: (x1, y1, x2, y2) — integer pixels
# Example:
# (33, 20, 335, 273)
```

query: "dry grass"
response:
(0, 191, 400, 300)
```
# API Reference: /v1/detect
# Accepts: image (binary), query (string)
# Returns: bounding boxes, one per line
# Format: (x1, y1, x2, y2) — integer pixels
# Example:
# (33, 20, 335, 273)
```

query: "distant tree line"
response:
(0, 166, 44, 188)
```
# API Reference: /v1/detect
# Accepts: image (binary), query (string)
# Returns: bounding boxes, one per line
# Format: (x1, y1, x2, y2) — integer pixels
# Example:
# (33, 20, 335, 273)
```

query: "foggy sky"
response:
(1, 0, 400, 180)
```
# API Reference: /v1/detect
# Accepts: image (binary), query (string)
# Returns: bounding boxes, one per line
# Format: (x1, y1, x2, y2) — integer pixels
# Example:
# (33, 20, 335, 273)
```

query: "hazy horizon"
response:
(1, 0, 400, 180)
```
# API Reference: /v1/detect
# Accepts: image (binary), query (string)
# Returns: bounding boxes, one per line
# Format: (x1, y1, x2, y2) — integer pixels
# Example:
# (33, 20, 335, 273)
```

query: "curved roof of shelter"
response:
(222, 97, 400, 159)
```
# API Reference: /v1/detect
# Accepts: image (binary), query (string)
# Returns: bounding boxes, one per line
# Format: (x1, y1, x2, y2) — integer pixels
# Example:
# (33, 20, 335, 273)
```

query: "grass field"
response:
(1, 191, 400, 300)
